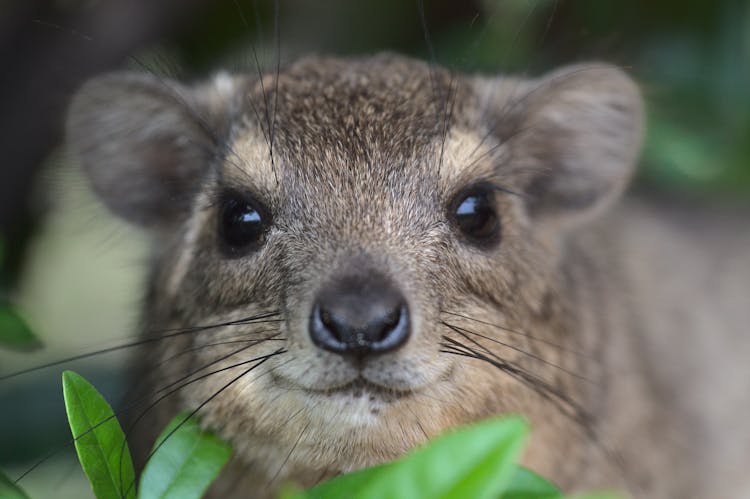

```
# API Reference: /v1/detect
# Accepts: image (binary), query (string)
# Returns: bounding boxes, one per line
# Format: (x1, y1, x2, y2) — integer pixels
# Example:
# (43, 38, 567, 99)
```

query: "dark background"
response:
(1, 0, 748, 496)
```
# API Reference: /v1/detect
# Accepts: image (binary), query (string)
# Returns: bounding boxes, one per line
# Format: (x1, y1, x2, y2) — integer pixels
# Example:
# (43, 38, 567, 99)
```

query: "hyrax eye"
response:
(218, 192, 269, 256)
(450, 185, 501, 247)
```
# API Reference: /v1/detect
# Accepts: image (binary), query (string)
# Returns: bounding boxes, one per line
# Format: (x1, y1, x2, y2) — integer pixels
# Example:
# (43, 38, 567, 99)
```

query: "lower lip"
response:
(306, 378, 413, 403)
(343, 379, 399, 396)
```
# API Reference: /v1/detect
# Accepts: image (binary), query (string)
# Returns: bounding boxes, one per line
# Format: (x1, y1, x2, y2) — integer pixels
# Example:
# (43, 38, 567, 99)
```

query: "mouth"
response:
(323, 377, 415, 401)
(272, 373, 415, 403)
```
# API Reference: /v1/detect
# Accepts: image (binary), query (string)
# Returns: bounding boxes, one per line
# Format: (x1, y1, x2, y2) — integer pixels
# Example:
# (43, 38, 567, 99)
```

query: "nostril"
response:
(310, 303, 348, 353)
(319, 308, 336, 335)
(369, 303, 409, 352)
(371, 305, 402, 343)
(382, 309, 400, 330)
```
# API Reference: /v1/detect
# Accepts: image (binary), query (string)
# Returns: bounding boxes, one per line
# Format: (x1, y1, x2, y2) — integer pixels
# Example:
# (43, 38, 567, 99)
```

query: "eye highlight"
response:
(218, 191, 269, 257)
(450, 185, 501, 247)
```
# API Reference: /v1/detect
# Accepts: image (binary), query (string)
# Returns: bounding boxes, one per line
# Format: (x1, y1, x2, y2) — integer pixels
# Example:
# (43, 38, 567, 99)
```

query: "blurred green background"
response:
(0, 0, 748, 497)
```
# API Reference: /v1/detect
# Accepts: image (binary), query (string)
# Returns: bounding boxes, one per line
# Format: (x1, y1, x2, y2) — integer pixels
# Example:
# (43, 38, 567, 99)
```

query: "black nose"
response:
(309, 273, 410, 357)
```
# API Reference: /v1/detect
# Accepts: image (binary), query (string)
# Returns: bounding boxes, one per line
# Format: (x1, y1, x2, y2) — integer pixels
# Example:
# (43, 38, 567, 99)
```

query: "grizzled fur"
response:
(66, 54, 750, 498)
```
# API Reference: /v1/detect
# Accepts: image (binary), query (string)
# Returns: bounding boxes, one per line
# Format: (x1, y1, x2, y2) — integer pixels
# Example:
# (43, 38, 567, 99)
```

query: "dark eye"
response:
(450, 186, 501, 247)
(219, 192, 269, 256)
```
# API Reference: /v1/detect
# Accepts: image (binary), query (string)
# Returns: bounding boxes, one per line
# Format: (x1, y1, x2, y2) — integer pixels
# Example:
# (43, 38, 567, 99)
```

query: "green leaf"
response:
(62, 370, 136, 499)
(138, 411, 232, 499)
(304, 463, 392, 499)
(0, 305, 42, 352)
(277, 484, 307, 499)
(306, 416, 528, 499)
(502, 466, 562, 499)
(306, 463, 562, 499)
(0, 468, 30, 499)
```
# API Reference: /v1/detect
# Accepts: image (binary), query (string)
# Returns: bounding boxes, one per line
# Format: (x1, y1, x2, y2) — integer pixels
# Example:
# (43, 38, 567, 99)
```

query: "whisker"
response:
(270, 0, 282, 187)
(122, 348, 288, 446)
(117, 330, 284, 409)
(441, 310, 596, 361)
(440, 336, 591, 428)
(468, 0, 561, 164)
(13, 338, 283, 484)
(230, 0, 270, 156)
(461, 119, 536, 172)
(403, 402, 430, 442)
(416, 0, 439, 104)
(442, 323, 501, 360)
(268, 419, 311, 488)
(124, 55, 260, 189)
(261, 391, 321, 490)
(116, 340, 280, 494)
(121, 348, 287, 497)
(0, 312, 281, 381)
(439, 335, 635, 495)
(412, 389, 452, 405)
(437, 73, 458, 178)
(150, 331, 284, 370)
(245, 10, 279, 186)
(467, 5, 541, 158)
(276, 400, 318, 430)
(442, 321, 596, 384)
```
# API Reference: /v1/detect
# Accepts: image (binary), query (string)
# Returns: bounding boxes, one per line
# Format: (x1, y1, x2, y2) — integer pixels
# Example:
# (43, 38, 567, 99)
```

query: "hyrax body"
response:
(66, 54, 750, 498)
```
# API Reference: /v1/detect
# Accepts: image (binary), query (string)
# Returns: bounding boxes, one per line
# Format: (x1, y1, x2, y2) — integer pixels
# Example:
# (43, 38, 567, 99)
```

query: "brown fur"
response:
(65, 54, 750, 498)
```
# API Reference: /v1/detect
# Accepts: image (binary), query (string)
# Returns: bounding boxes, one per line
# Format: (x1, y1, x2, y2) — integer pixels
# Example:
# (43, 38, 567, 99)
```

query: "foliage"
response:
(2, 371, 620, 498)
(0, 237, 40, 352)
(62, 371, 136, 499)
(286, 417, 618, 499)
(294, 417, 528, 499)
(139, 412, 232, 499)
(0, 306, 41, 353)
(1, 371, 618, 499)
(0, 468, 30, 499)
(59, 371, 232, 499)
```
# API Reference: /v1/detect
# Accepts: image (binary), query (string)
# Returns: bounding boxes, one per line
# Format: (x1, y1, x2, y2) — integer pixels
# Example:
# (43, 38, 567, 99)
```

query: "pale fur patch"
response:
(438, 127, 509, 190)
(165, 190, 211, 299)
(224, 127, 279, 192)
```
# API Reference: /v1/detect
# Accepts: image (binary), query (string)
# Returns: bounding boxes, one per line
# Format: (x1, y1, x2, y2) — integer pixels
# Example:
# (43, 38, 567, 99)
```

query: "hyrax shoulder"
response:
(65, 53, 748, 498)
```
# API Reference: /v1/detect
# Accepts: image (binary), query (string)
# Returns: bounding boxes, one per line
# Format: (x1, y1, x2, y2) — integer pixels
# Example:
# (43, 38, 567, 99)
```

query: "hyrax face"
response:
(66, 54, 642, 482)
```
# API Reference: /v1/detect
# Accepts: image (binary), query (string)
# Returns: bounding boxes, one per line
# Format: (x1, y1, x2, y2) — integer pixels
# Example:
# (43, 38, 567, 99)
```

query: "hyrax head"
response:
(66, 54, 642, 475)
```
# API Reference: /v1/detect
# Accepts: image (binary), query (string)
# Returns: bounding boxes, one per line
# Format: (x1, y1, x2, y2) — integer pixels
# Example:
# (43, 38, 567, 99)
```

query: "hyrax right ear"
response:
(66, 72, 233, 227)
(516, 64, 644, 229)
(475, 64, 643, 231)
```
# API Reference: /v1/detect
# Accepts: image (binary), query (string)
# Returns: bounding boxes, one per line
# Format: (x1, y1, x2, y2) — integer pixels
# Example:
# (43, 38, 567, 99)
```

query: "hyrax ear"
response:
(502, 64, 644, 229)
(66, 72, 236, 227)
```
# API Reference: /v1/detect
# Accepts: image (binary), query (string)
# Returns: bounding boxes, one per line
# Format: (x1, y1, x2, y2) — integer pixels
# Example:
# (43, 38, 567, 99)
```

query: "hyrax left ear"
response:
(512, 64, 644, 229)
(66, 72, 236, 227)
